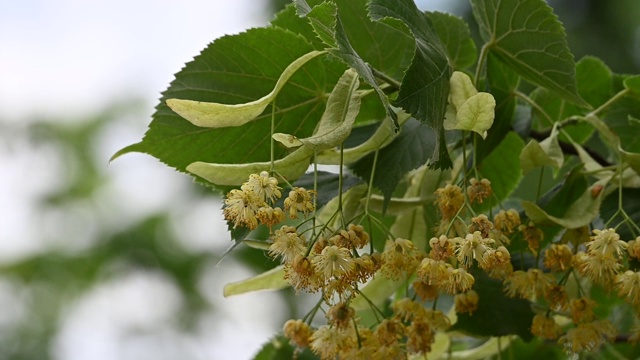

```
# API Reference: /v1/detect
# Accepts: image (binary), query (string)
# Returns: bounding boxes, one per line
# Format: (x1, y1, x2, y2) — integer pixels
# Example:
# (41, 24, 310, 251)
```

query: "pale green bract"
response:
(520, 123, 564, 174)
(187, 68, 361, 186)
(444, 71, 495, 139)
(166, 50, 326, 128)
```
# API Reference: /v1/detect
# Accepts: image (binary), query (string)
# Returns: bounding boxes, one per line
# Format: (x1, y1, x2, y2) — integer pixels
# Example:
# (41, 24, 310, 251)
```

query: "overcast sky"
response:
(0, 1, 456, 358)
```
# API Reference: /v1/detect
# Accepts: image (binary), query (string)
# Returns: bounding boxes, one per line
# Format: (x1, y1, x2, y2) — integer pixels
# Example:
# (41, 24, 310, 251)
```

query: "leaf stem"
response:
(474, 42, 491, 86)
(270, 101, 276, 174)
(590, 88, 630, 117)
(369, 66, 401, 90)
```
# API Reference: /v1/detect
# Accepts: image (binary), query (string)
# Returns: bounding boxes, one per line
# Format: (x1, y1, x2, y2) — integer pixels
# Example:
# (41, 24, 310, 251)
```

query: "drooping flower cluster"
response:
(284, 298, 451, 359)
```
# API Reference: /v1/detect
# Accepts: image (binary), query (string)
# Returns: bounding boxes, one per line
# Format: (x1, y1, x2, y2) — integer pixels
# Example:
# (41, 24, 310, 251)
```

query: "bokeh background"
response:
(1, 0, 639, 359)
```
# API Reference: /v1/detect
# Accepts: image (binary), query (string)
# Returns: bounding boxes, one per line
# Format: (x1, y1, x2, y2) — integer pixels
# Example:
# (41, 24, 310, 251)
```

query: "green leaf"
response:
(369, 0, 453, 169)
(530, 56, 612, 143)
(475, 52, 520, 162)
(522, 178, 608, 228)
(452, 268, 534, 341)
(519, 124, 563, 174)
(350, 119, 437, 211)
(223, 265, 288, 297)
(471, 0, 586, 106)
(112, 27, 343, 175)
(624, 75, 640, 94)
(184, 67, 360, 186)
(426, 11, 477, 70)
(476, 132, 525, 212)
(298, 0, 409, 129)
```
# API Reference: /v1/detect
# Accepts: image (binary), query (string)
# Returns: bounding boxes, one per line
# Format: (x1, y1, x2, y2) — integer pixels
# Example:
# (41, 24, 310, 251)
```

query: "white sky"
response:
(0, 1, 278, 359)
(0, 0, 458, 359)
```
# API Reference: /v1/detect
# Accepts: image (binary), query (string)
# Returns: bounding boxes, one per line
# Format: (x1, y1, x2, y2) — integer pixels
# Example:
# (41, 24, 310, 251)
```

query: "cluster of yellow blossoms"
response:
(223, 171, 315, 231)
(224, 174, 640, 358)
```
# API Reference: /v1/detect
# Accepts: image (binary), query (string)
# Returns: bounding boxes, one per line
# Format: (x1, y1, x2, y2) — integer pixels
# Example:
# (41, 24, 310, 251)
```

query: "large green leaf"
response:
(350, 119, 437, 211)
(426, 11, 477, 71)
(296, 0, 412, 130)
(476, 131, 525, 212)
(369, 0, 453, 169)
(471, 0, 586, 107)
(530, 56, 613, 143)
(113, 27, 342, 174)
(452, 268, 535, 341)
(475, 52, 520, 163)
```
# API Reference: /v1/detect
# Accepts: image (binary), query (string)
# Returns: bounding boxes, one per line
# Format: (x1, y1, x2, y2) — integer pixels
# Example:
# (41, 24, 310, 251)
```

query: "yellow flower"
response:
(504, 268, 554, 300)
(312, 245, 354, 280)
(467, 214, 494, 238)
(466, 177, 492, 204)
(256, 206, 284, 232)
(241, 171, 281, 204)
(519, 221, 544, 255)
(434, 184, 464, 220)
(223, 189, 261, 229)
(573, 251, 621, 286)
(268, 225, 306, 263)
(412, 280, 439, 301)
(330, 224, 369, 250)
(327, 302, 355, 329)
(284, 254, 321, 293)
(443, 267, 475, 294)
(406, 320, 434, 355)
(483, 246, 513, 279)
(494, 209, 521, 236)
(381, 238, 422, 280)
(454, 231, 494, 268)
(545, 284, 569, 311)
(310, 325, 356, 359)
(455, 290, 479, 315)
(283, 319, 313, 348)
(544, 244, 573, 272)
(587, 228, 627, 257)
(428, 235, 455, 261)
(374, 319, 405, 347)
(570, 297, 596, 324)
(416, 258, 452, 289)
(614, 270, 640, 306)
(284, 187, 316, 219)
(627, 237, 640, 259)
(425, 309, 451, 331)
(531, 313, 562, 340)
(559, 320, 616, 354)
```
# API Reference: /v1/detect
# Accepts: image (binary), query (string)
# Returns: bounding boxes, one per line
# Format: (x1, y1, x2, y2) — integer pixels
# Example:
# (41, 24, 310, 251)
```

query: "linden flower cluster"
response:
(269, 222, 379, 303)
(223, 171, 316, 231)
(503, 227, 640, 355)
(284, 299, 451, 359)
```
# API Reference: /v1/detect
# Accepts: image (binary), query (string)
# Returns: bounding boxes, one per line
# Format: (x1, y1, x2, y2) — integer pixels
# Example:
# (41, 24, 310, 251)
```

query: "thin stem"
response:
(535, 167, 545, 201)
(355, 289, 385, 321)
(590, 89, 630, 117)
(338, 143, 345, 227)
(364, 150, 380, 214)
(303, 296, 325, 324)
(270, 102, 276, 173)
(369, 66, 401, 90)
(474, 42, 491, 86)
